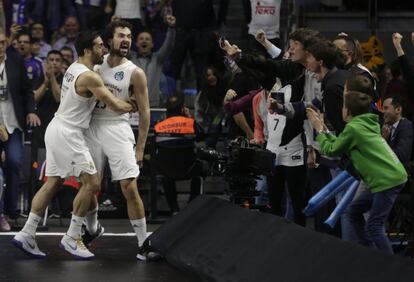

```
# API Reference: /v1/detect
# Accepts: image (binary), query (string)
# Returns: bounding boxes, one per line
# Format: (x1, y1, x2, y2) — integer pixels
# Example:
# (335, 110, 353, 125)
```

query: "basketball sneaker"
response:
(81, 222, 104, 246)
(12, 231, 46, 258)
(59, 234, 95, 260)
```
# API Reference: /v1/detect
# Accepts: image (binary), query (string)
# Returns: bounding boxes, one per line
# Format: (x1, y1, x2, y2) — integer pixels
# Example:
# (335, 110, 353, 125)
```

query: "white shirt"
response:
(248, 0, 281, 39)
(303, 70, 322, 150)
(54, 62, 96, 129)
(93, 55, 136, 121)
(115, 0, 141, 19)
(266, 84, 304, 166)
(0, 55, 21, 133)
(390, 120, 400, 140)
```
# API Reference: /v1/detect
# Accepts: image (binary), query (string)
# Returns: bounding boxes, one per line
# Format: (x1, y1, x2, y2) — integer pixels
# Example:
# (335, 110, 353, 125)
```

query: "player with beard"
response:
(83, 21, 151, 260)
(12, 31, 135, 259)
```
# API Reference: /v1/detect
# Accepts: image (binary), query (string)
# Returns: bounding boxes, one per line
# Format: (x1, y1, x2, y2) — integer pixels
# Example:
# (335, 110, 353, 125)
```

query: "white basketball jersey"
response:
(266, 84, 304, 166)
(92, 55, 136, 121)
(55, 62, 96, 129)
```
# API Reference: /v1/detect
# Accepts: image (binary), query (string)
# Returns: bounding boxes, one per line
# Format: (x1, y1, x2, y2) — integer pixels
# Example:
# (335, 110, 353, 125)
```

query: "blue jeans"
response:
(0, 129, 23, 217)
(342, 183, 404, 254)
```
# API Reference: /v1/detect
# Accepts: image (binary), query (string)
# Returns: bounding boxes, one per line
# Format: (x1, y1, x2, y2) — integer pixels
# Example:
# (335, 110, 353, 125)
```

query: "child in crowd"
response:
(306, 91, 407, 254)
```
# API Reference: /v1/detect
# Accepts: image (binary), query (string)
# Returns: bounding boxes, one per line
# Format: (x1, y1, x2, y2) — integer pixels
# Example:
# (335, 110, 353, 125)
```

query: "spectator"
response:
(154, 95, 203, 214)
(306, 39, 351, 134)
(60, 59, 70, 75)
(224, 70, 259, 141)
(25, 0, 77, 36)
(194, 66, 231, 146)
(384, 60, 411, 114)
(29, 22, 51, 60)
(391, 32, 414, 120)
(31, 38, 41, 59)
(131, 15, 176, 107)
(16, 31, 44, 90)
(333, 34, 378, 102)
(247, 0, 282, 57)
(381, 96, 413, 171)
(222, 28, 325, 226)
(170, 0, 227, 90)
(52, 16, 80, 59)
(254, 29, 283, 59)
(33, 50, 63, 147)
(307, 91, 407, 254)
(106, 0, 144, 41)
(0, 31, 40, 229)
(74, 0, 109, 31)
(60, 46, 74, 65)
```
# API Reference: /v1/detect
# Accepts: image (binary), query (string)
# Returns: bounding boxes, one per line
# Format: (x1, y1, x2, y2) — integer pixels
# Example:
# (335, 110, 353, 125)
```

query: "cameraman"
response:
(154, 95, 203, 214)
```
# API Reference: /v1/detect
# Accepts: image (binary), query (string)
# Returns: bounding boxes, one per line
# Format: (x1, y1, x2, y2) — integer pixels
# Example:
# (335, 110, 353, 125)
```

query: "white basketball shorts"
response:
(85, 119, 139, 181)
(45, 118, 97, 178)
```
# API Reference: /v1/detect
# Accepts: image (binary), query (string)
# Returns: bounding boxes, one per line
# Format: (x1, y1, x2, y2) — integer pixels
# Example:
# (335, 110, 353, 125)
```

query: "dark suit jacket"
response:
(5, 50, 35, 130)
(321, 68, 352, 135)
(388, 118, 413, 167)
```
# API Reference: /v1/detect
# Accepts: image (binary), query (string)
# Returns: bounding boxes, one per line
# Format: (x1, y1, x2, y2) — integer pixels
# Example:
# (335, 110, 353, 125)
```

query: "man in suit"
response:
(382, 96, 413, 167)
(0, 31, 41, 231)
(382, 96, 414, 249)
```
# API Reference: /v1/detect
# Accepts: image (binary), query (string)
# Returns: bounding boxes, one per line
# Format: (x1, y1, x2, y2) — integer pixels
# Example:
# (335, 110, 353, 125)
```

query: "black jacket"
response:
(321, 68, 351, 134)
(5, 51, 35, 130)
(387, 118, 413, 167)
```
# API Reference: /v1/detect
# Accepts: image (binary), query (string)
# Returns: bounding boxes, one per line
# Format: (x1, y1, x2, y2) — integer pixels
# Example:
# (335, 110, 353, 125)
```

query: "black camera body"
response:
(198, 139, 276, 207)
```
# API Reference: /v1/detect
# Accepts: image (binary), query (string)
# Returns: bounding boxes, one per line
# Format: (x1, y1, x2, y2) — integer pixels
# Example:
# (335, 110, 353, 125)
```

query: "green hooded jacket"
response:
(316, 113, 407, 193)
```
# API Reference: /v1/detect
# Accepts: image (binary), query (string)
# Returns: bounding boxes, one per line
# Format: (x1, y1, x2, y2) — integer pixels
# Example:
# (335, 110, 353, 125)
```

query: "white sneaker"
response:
(59, 234, 95, 260)
(12, 231, 46, 258)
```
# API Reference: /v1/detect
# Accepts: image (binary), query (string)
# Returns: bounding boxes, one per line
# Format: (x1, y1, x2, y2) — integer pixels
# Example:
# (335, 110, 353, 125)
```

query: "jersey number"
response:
(273, 118, 279, 131)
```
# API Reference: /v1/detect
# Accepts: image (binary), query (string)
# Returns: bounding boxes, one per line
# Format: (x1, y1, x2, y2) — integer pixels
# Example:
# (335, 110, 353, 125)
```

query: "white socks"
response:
(67, 214, 85, 239)
(85, 205, 98, 234)
(21, 212, 42, 236)
(130, 218, 147, 247)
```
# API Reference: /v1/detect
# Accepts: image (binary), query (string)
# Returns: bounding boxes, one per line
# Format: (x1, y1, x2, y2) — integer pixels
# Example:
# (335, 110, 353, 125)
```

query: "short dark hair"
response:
(289, 28, 325, 49)
(103, 20, 133, 46)
(166, 95, 184, 116)
(29, 22, 43, 32)
(346, 74, 374, 97)
(383, 96, 403, 110)
(47, 50, 63, 59)
(344, 91, 372, 117)
(75, 31, 100, 56)
(17, 30, 32, 43)
(60, 46, 74, 59)
(136, 28, 153, 39)
(306, 39, 343, 69)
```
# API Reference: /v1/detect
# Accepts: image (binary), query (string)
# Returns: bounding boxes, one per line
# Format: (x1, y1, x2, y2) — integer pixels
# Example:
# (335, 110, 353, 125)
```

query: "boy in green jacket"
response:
(307, 91, 407, 254)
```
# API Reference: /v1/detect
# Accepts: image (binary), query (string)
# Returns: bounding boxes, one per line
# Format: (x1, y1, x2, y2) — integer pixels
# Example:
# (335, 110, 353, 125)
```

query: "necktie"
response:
(390, 125, 396, 141)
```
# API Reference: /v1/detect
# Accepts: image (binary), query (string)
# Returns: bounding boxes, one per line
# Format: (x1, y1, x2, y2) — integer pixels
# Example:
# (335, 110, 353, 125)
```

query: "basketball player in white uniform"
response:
(82, 21, 151, 260)
(13, 32, 135, 259)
